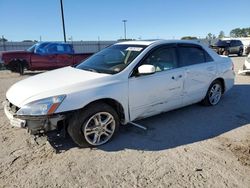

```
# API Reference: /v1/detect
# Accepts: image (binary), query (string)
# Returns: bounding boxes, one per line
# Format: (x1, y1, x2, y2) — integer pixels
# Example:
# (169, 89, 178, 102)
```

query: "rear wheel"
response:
(202, 80, 223, 106)
(238, 49, 243, 56)
(223, 50, 229, 56)
(67, 103, 120, 147)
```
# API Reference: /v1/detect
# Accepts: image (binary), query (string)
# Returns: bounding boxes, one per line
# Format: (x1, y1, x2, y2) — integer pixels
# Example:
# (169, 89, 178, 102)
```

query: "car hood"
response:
(6, 67, 110, 107)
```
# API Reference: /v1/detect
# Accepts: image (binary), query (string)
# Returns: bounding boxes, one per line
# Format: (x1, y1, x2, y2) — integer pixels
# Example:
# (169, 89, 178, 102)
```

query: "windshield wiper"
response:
(83, 67, 99, 73)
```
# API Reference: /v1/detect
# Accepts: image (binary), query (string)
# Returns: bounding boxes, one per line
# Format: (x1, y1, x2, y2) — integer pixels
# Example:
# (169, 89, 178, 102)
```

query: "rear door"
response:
(56, 44, 74, 67)
(177, 44, 216, 105)
(230, 40, 238, 54)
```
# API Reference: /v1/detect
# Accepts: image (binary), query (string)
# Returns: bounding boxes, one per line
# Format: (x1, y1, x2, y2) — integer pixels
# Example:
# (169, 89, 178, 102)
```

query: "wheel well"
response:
(214, 78, 225, 93)
(10, 59, 28, 69)
(82, 98, 125, 122)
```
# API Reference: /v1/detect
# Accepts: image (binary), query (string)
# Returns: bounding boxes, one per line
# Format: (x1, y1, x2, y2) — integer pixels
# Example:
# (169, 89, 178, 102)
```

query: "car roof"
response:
(37, 42, 70, 45)
(115, 39, 203, 47)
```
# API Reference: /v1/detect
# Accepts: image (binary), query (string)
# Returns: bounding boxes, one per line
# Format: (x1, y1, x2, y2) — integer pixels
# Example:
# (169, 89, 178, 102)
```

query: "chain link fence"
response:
(0, 41, 117, 53)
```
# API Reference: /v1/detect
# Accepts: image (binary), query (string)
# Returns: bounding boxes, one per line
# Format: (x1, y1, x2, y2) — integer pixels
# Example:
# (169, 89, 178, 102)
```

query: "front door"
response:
(128, 46, 184, 121)
(30, 53, 57, 70)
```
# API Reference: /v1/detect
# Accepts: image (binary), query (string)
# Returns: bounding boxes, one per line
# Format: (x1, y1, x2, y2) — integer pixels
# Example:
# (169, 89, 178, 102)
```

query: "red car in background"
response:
(0, 42, 93, 74)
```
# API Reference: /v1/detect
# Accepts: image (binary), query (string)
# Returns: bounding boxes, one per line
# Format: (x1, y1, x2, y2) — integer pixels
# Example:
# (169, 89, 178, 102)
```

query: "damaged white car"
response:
(4, 40, 235, 147)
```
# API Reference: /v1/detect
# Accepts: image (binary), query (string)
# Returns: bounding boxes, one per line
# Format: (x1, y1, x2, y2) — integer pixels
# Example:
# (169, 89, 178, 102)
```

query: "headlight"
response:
(16, 95, 66, 116)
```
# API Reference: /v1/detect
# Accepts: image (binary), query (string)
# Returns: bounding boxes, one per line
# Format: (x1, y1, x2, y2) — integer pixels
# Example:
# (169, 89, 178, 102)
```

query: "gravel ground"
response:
(0, 56, 249, 188)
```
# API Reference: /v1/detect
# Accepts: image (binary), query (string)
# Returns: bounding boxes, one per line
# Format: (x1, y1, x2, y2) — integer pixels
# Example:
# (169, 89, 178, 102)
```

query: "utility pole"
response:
(98, 36, 101, 51)
(2, 35, 6, 51)
(60, 0, 67, 42)
(122, 20, 127, 40)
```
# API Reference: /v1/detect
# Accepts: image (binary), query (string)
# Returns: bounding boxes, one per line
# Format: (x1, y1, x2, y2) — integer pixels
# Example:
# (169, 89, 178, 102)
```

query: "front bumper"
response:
(4, 101, 26, 128)
(3, 101, 66, 135)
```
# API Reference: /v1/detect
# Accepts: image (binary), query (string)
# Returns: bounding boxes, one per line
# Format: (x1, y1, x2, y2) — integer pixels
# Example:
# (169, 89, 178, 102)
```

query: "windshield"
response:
(76, 44, 146, 74)
(26, 42, 50, 52)
(26, 44, 37, 52)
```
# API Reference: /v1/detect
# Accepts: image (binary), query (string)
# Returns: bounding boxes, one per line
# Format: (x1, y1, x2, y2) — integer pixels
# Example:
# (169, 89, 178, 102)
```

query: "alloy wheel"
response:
(83, 112, 116, 146)
(208, 83, 222, 105)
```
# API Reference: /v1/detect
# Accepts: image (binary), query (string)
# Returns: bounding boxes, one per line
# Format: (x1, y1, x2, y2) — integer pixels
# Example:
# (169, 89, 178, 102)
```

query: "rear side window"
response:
(57, 45, 65, 52)
(230, 40, 236, 47)
(56, 44, 73, 54)
(236, 40, 242, 45)
(178, 47, 205, 66)
(178, 46, 213, 67)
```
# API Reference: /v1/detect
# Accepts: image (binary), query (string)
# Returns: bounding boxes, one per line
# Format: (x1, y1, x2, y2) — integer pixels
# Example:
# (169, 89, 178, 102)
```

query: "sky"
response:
(0, 0, 249, 41)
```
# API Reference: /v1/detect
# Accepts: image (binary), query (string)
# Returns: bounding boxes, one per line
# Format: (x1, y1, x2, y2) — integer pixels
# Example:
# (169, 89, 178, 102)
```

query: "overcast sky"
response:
(0, 0, 249, 41)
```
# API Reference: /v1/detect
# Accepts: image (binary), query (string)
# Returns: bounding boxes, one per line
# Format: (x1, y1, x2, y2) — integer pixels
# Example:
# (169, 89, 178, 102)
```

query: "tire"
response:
(202, 80, 223, 106)
(18, 63, 24, 75)
(67, 102, 120, 147)
(238, 49, 243, 56)
(223, 50, 229, 56)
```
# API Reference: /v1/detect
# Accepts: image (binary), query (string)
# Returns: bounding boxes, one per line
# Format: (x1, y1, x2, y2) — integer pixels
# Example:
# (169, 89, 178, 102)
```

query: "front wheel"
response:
(18, 63, 24, 75)
(67, 103, 120, 147)
(202, 80, 223, 106)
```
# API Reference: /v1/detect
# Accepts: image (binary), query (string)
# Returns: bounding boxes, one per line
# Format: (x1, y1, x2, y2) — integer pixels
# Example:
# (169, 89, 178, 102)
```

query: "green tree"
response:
(206, 33, 213, 40)
(218, 31, 225, 39)
(0, 36, 8, 42)
(230, 28, 248, 37)
(206, 33, 217, 45)
(181, 36, 198, 40)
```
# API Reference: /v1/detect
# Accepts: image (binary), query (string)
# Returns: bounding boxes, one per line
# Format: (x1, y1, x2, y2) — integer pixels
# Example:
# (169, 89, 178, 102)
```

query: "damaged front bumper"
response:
(3, 101, 66, 135)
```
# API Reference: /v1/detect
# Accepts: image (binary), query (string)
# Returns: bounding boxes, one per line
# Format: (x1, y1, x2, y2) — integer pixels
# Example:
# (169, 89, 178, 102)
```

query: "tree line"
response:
(182, 27, 250, 40)
(230, 27, 250, 37)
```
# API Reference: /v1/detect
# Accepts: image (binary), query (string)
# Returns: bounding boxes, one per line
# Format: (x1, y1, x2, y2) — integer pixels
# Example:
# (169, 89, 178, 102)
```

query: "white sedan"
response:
(238, 54, 250, 74)
(4, 40, 235, 147)
(243, 54, 250, 71)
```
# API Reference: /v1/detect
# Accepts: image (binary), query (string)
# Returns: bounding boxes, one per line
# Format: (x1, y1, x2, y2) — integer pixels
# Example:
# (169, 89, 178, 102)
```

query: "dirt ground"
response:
(0, 56, 249, 188)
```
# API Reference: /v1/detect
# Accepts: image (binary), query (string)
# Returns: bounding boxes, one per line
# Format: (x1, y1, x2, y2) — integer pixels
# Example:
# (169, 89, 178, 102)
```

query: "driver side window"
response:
(142, 47, 177, 72)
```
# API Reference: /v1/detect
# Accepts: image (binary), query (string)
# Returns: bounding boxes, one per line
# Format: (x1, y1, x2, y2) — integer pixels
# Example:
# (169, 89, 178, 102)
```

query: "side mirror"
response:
(138, 64, 156, 75)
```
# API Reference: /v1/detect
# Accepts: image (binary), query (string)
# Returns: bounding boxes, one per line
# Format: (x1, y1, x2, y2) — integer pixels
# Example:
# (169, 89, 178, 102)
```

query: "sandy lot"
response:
(0, 57, 249, 188)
